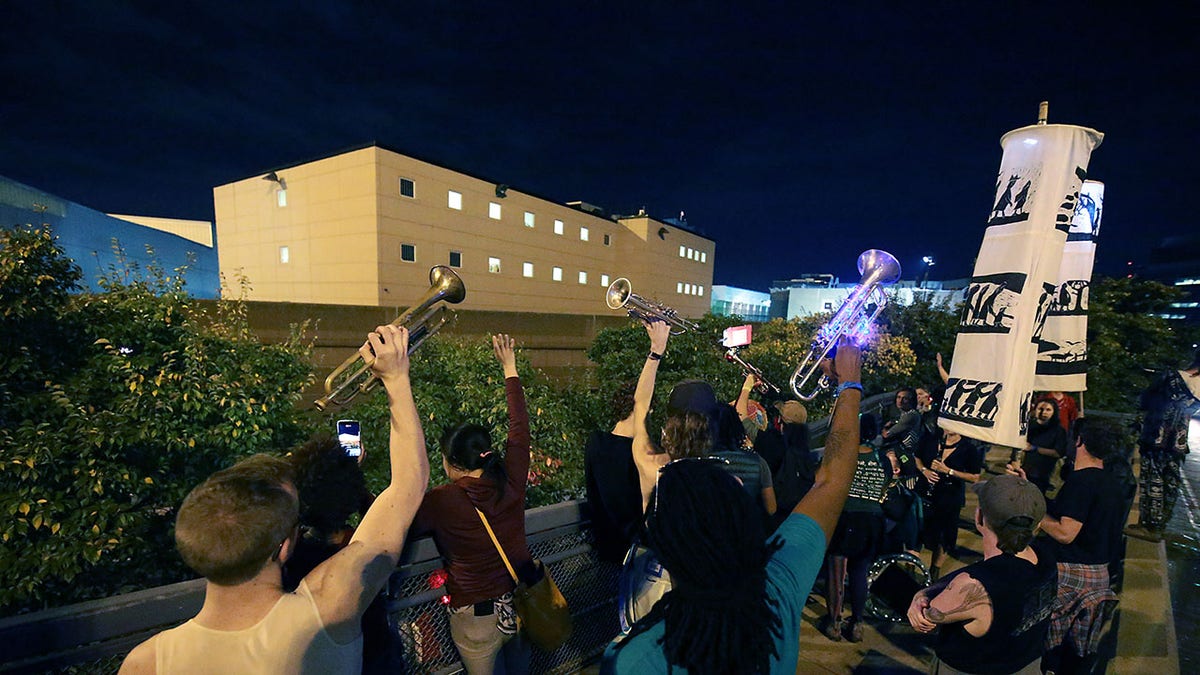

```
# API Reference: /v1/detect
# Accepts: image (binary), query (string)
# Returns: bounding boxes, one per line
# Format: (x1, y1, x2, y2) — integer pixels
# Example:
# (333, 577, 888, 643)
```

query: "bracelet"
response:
(835, 381, 863, 395)
(647, 351, 663, 361)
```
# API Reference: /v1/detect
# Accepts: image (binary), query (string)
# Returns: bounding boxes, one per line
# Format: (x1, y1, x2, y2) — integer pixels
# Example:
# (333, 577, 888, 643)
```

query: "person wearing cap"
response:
(906, 474, 1057, 675)
(1012, 417, 1126, 673)
(1125, 348, 1200, 542)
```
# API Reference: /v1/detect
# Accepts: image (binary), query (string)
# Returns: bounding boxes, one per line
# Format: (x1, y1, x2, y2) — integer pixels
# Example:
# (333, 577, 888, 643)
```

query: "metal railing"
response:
(0, 501, 618, 675)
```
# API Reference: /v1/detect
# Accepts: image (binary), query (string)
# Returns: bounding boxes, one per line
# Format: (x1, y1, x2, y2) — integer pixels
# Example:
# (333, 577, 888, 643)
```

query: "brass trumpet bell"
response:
(314, 266, 466, 410)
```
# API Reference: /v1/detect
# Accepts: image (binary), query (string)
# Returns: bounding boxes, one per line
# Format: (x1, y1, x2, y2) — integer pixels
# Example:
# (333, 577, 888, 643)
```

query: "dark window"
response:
(449, 251, 462, 268)
(604, 233, 611, 246)
(401, 244, 416, 262)
(399, 178, 415, 198)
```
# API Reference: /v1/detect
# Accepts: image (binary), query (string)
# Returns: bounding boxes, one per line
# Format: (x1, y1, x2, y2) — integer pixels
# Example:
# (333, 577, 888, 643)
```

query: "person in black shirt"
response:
(1012, 417, 1125, 672)
(584, 378, 643, 564)
(1011, 399, 1068, 496)
(917, 431, 983, 579)
(907, 475, 1056, 675)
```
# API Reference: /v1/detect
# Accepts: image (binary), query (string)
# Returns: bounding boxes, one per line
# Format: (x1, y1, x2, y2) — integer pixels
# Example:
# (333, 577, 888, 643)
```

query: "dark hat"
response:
(973, 474, 1045, 535)
(667, 379, 719, 418)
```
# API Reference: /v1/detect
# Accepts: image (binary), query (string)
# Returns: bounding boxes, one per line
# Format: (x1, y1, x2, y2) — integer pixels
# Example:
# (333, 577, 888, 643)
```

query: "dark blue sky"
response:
(2, 2, 1196, 290)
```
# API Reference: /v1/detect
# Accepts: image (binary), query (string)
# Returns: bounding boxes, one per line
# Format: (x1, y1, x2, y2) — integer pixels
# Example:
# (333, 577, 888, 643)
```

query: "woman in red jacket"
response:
(411, 334, 533, 675)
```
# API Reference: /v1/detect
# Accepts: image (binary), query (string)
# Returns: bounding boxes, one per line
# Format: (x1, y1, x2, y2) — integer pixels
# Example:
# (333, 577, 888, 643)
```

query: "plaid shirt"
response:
(1046, 562, 1117, 656)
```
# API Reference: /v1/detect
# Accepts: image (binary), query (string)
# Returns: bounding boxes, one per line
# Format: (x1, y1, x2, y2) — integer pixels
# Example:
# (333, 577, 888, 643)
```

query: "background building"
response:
(0, 176, 218, 297)
(1143, 235, 1200, 324)
(769, 275, 965, 320)
(213, 145, 715, 317)
(710, 285, 771, 322)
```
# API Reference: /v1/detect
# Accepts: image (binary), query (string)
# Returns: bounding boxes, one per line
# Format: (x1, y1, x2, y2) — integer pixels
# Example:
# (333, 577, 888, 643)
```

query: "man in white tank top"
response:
(120, 325, 429, 674)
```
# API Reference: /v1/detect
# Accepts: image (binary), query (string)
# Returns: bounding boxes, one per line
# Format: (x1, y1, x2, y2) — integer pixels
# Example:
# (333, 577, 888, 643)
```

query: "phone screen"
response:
(722, 324, 753, 348)
(336, 419, 362, 457)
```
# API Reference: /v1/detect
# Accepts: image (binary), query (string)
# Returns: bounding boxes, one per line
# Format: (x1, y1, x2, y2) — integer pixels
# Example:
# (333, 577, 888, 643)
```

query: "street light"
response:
(921, 256, 936, 288)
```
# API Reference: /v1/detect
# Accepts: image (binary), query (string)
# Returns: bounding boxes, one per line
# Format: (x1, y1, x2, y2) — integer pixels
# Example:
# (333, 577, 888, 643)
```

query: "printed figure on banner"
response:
(989, 171, 1037, 225)
(1017, 390, 1034, 436)
(1069, 189, 1103, 242)
(1053, 167, 1088, 232)
(1031, 281, 1057, 344)
(960, 272, 1026, 334)
(942, 378, 1003, 428)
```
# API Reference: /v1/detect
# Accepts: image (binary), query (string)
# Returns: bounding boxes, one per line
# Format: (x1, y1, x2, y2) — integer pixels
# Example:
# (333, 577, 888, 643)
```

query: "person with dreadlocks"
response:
(603, 328, 864, 675)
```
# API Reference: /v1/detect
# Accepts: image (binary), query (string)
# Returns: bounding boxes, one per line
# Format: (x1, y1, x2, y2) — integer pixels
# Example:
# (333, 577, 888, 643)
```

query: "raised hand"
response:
(492, 333, 518, 378)
(362, 325, 410, 381)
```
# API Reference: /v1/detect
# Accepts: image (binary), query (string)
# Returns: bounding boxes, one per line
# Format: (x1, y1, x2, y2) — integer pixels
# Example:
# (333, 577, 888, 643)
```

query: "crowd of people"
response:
(116, 324, 1200, 675)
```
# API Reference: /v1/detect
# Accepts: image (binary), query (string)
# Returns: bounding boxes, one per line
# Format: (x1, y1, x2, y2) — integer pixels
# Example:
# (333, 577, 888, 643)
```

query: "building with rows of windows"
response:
(213, 144, 715, 317)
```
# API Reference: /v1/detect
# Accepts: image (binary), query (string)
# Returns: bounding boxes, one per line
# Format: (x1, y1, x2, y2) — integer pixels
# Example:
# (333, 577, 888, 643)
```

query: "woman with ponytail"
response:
(411, 334, 533, 675)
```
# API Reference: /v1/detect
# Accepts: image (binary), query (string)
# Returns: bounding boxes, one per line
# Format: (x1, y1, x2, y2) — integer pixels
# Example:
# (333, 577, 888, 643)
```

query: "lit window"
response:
(677, 282, 683, 293)
(697, 285, 704, 297)
(523, 262, 534, 278)
(687, 248, 695, 260)
(276, 189, 287, 207)
(448, 190, 462, 210)
(603, 233, 611, 246)
(601, 274, 610, 286)
(701, 251, 707, 263)
(552, 266, 563, 281)
(578, 271, 588, 284)
(488, 257, 501, 274)
(400, 244, 416, 262)
(679, 245, 686, 257)
(685, 283, 692, 294)
(524, 212, 535, 228)
(449, 251, 462, 268)
(580, 227, 589, 242)
(399, 177, 415, 198)
(489, 202, 502, 220)
(279, 245, 289, 264)
(554, 219, 564, 235)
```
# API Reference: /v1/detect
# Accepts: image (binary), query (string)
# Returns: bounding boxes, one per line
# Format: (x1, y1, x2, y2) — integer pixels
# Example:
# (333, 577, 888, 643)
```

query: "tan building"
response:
(213, 144, 714, 317)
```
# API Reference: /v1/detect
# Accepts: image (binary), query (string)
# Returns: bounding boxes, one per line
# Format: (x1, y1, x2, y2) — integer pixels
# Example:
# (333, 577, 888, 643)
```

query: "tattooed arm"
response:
(923, 573, 993, 637)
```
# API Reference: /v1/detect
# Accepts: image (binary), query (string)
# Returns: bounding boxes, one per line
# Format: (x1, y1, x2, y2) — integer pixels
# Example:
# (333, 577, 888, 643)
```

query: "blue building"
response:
(0, 176, 219, 298)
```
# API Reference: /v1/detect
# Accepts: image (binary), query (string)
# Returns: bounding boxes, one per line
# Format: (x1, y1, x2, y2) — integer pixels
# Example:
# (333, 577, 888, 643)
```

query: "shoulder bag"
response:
(474, 508, 572, 652)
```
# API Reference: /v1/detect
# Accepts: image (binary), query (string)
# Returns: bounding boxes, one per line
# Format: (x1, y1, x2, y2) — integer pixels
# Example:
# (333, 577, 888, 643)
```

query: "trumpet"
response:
(724, 347, 781, 395)
(605, 277, 700, 335)
(314, 266, 466, 410)
(790, 249, 901, 401)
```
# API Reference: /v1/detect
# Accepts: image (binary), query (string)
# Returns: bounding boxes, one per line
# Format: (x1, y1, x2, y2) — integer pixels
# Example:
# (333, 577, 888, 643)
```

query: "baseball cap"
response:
(667, 380, 719, 418)
(776, 400, 808, 425)
(972, 475, 1045, 551)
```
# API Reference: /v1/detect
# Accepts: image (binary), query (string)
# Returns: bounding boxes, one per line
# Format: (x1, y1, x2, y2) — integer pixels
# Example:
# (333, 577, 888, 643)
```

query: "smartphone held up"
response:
(336, 419, 362, 458)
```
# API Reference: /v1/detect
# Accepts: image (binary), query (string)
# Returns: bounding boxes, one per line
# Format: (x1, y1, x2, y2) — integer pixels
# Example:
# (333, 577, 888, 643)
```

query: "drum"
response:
(865, 551, 931, 622)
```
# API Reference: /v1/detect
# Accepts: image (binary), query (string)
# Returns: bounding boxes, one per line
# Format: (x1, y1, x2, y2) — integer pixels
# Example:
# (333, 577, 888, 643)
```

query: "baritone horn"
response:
(790, 249, 901, 401)
(724, 347, 781, 396)
(606, 277, 700, 334)
(314, 266, 466, 410)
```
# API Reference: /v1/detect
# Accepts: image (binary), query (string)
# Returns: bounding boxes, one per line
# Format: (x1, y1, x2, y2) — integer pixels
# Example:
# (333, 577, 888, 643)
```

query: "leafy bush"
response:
(0, 227, 314, 613)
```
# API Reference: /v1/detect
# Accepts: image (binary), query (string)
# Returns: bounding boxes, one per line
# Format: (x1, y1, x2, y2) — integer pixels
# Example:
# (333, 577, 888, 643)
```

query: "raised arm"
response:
(633, 321, 672, 512)
(493, 334, 531, 491)
(795, 339, 863, 541)
(309, 325, 430, 640)
(936, 352, 950, 384)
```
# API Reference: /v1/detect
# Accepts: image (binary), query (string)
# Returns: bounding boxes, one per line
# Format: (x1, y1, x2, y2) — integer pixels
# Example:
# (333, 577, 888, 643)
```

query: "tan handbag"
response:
(474, 508, 572, 652)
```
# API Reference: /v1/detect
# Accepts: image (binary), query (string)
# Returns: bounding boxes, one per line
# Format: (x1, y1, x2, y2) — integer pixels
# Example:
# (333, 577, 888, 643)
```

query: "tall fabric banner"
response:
(1034, 180, 1104, 391)
(941, 124, 1103, 448)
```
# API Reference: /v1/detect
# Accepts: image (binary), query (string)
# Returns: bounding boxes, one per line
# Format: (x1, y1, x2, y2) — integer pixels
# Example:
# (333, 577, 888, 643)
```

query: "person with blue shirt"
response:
(602, 334, 864, 675)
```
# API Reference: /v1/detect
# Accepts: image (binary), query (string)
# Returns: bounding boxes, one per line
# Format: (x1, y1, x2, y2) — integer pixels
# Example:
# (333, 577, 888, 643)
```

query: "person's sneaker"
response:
(843, 618, 864, 643)
(819, 614, 842, 642)
(1124, 524, 1163, 542)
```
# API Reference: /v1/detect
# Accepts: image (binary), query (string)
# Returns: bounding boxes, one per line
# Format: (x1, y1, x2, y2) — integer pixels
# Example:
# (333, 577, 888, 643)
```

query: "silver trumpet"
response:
(790, 249, 901, 401)
(605, 277, 700, 335)
(314, 266, 466, 410)
(724, 347, 781, 395)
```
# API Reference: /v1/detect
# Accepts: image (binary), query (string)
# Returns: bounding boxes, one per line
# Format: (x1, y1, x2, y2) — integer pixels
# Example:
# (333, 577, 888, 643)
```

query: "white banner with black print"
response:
(1034, 179, 1104, 392)
(941, 124, 1103, 448)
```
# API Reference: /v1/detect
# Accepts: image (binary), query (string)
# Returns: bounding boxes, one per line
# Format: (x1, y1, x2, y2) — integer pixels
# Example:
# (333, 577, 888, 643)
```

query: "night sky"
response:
(2, 2, 1196, 291)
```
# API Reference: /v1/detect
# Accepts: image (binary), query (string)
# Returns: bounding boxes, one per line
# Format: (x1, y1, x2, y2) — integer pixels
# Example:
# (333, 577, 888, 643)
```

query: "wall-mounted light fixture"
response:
(495, 184, 508, 198)
(263, 171, 287, 190)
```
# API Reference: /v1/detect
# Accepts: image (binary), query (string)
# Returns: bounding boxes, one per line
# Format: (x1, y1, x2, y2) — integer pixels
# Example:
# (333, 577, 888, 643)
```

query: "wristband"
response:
(835, 381, 863, 395)
(647, 351, 663, 361)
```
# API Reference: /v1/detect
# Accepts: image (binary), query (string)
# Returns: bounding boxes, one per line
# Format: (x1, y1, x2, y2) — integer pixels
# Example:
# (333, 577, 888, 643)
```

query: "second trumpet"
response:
(605, 277, 699, 334)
